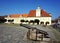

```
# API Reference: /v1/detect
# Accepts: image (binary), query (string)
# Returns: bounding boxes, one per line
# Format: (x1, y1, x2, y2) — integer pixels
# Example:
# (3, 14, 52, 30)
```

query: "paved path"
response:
(0, 24, 28, 43)
(0, 24, 41, 43)
(30, 25, 57, 41)
(0, 24, 59, 43)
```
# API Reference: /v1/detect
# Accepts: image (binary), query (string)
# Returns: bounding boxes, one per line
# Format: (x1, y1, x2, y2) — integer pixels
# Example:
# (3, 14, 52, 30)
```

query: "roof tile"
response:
(8, 10, 51, 18)
(28, 10, 36, 17)
(41, 10, 51, 17)
(9, 14, 21, 18)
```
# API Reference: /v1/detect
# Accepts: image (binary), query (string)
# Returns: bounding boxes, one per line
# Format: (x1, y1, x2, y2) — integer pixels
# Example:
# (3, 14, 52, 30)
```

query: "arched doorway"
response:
(40, 22, 44, 25)
(45, 22, 49, 25)
(34, 19, 40, 25)
(20, 19, 25, 24)
(8, 19, 14, 24)
(29, 20, 34, 25)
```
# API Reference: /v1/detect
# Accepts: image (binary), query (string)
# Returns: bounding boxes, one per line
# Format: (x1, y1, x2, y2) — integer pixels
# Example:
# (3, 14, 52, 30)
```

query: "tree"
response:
(0, 19, 7, 23)
(3, 19, 7, 23)
(34, 19, 40, 25)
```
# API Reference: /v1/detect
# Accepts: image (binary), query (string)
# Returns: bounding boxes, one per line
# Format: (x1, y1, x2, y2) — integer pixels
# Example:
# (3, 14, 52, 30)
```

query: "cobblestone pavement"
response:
(0, 24, 42, 43)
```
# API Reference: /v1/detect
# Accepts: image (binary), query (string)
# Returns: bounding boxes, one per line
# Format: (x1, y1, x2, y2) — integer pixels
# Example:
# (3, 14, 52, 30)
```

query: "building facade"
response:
(5, 6, 52, 25)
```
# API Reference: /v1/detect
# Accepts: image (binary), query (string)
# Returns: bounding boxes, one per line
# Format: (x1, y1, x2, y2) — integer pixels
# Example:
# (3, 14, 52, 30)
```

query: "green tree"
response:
(0, 19, 7, 23)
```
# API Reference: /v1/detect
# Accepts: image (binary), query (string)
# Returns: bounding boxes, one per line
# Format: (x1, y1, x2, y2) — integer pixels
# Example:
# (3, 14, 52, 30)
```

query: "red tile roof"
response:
(9, 14, 21, 18)
(41, 10, 51, 17)
(28, 10, 36, 17)
(8, 14, 28, 18)
(28, 10, 51, 17)
(8, 10, 51, 18)
(22, 14, 28, 17)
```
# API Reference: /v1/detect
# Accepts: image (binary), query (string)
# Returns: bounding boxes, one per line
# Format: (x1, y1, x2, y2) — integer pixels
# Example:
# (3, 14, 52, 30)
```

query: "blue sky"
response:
(0, 0, 60, 19)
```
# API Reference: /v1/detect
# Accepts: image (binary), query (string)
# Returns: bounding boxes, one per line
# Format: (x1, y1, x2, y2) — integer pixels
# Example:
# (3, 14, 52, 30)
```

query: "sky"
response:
(0, 0, 60, 19)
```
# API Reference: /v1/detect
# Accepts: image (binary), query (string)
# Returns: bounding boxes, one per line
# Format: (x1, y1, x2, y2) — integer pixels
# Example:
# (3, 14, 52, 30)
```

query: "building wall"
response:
(58, 19, 60, 24)
(5, 17, 20, 24)
(25, 17, 51, 25)
(5, 17, 51, 25)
